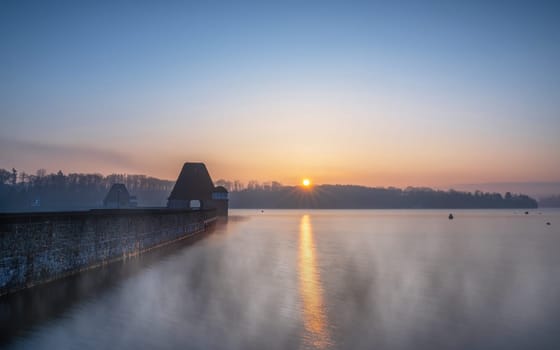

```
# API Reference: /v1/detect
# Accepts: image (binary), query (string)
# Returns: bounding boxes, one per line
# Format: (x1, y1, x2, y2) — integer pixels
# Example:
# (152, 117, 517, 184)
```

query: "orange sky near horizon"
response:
(1, 113, 559, 189)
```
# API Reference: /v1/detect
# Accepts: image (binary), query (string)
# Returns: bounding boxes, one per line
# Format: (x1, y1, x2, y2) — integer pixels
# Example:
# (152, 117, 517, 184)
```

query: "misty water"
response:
(1, 209, 560, 349)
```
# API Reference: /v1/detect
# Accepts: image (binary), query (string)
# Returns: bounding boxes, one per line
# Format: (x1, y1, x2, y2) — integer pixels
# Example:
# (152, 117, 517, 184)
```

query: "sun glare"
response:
(302, 178, 311, 187)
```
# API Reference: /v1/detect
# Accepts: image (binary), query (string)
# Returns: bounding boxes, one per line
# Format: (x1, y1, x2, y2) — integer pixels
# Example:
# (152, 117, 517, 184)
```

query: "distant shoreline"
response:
(0, 169, 547, 211)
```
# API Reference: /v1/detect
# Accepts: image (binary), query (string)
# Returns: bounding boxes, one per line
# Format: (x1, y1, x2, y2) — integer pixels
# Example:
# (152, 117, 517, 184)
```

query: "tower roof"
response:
(103, 184, 130, 206)
(168, 162, 215, 200)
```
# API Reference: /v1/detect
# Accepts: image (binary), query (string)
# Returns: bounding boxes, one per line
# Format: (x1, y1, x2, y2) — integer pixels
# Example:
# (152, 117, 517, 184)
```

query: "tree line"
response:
(0, 168, 174, 211)
(0, 168, 539, 211)
(229, 185, 538, 209)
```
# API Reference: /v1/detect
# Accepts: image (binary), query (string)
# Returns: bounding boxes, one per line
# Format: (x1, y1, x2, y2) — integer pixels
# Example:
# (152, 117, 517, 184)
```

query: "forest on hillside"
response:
(0, 168, 174, 211)
(229, 185, 538, 209)
(0, 168, 540, 211)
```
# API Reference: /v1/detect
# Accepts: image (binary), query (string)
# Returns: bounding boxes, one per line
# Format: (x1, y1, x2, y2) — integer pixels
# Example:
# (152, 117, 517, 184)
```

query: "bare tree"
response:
(11, 168, 17, 185)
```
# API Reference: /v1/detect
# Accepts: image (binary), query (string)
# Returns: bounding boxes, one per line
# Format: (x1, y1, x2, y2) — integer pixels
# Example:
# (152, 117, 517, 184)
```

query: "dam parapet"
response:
(0, 207, 216, 296)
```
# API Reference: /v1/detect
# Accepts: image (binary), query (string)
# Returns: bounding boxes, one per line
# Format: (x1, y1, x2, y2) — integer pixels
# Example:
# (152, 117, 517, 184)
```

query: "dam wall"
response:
(0, 208, 216, 295)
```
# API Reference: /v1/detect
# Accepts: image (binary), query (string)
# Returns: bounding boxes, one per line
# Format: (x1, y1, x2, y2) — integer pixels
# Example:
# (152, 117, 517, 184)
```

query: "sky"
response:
(1, 0, 559, 189)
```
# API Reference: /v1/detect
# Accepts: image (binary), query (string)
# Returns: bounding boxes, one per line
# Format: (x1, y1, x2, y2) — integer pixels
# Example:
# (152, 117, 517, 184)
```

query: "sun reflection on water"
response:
(299, 214, 332, 349)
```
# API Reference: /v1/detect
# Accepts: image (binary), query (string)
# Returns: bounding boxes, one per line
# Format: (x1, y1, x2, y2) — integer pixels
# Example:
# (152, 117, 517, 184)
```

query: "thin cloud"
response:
(0, 138, 138, 174)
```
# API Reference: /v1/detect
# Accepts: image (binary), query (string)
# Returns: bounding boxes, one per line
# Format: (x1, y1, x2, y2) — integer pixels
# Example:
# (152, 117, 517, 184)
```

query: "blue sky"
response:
(1, 0, 559, 188)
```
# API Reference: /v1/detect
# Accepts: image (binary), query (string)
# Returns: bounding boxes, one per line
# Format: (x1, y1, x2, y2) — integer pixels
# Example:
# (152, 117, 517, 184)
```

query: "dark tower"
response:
(167, 162, 229, 216)
(167, 163, 215, 209)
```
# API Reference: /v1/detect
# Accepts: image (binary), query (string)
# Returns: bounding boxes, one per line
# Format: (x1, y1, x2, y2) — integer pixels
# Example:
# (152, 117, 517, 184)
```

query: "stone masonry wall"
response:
(0, 208, 216, 295)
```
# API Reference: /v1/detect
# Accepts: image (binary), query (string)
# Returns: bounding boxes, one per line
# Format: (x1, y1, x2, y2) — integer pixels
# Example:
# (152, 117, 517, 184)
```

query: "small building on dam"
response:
(103, 183, 138, 209)
(0, 162, 227, 296)
(167, 162, 229, 216)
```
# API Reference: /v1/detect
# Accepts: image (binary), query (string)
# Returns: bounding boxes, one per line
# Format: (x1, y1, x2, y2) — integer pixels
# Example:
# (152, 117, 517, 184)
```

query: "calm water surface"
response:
(1, 209, 560, 349)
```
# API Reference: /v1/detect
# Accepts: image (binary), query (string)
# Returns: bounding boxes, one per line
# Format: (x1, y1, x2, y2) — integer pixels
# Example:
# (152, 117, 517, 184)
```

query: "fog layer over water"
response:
(2, 210, 560, 349)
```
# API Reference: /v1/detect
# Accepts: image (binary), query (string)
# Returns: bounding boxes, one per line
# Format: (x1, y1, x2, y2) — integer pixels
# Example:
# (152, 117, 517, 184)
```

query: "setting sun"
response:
(302, 178, 311, 187)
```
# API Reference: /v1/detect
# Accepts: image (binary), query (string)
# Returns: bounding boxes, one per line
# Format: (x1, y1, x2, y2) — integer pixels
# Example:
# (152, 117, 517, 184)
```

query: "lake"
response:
(1, 209, 559, 349)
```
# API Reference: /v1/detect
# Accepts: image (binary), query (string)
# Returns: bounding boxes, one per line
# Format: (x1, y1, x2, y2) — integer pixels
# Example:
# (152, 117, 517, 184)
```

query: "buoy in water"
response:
(525, 211, 529, 215)
(547, 222, 551, 226)
(448, 213, 454, 220)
